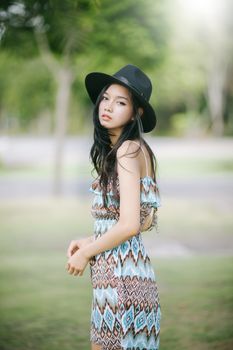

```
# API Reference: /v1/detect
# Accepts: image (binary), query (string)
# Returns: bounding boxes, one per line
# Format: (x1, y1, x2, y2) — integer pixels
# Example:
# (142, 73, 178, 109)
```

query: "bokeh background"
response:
(0, 1, 233, 349)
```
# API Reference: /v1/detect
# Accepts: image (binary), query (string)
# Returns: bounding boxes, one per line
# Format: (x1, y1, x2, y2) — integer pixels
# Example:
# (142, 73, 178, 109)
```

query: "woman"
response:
(66, 64, 162, 350)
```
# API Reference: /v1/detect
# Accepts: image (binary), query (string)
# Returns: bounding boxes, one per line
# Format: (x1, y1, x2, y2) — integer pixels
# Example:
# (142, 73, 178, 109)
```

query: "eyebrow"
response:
(104, 91, 129, 101)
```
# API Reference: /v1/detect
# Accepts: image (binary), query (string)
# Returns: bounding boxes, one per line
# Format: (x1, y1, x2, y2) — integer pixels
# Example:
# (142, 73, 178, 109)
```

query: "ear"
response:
(138, 107, 143, 117)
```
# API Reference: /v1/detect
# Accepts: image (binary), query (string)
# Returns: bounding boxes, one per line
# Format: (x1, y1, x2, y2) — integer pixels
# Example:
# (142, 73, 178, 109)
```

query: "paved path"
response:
(0, 175, 232, 199)
(0, 135, 232, 198)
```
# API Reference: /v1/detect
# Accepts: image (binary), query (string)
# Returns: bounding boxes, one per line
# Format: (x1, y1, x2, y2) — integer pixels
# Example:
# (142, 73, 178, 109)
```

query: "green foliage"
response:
(0, 54, 54, 129)
(0, 0, 170, 133)
(0, 0, 97, 57)
(170, 111, 209, 137)
(84, 0, 168, 68)
(0, 0, 232, 135)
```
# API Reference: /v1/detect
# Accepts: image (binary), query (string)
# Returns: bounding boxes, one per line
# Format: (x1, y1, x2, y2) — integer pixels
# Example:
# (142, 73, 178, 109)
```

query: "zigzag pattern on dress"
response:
(90, 175, 161, 233)
(91, 299, 161, 349)
(89, 176, 162, 349)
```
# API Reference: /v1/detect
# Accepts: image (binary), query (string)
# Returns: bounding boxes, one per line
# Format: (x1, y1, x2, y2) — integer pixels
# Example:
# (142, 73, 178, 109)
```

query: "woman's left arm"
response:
(67, 141, 141, 276)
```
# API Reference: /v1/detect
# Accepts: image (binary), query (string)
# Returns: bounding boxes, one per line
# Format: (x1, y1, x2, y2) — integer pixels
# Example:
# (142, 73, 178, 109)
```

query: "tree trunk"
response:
(207, 65, 226, 136)
(53, 67, 73, 195)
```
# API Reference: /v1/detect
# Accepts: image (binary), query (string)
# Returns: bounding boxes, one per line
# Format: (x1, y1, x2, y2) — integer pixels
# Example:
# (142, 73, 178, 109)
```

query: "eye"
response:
(118, 101, 126, 106)
(102, 95, 108, 100)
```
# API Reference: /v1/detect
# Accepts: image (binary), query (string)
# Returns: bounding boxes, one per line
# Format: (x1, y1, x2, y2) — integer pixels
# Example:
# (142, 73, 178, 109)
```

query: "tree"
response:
(0, 0, 169, 193)
(165, 0, 233, 136)
(1, 0, 98, 194)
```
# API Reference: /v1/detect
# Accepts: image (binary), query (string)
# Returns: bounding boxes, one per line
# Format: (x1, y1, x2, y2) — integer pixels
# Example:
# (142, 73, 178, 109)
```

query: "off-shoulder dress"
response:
(89, 142, 162, 350)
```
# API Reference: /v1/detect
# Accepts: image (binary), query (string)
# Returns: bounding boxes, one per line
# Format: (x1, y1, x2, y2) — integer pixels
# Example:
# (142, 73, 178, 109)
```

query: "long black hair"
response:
(89, 83, 160, 206)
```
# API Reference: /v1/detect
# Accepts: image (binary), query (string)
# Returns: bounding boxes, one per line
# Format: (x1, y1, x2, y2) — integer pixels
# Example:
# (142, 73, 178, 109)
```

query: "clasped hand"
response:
(66, 239, 90, 277)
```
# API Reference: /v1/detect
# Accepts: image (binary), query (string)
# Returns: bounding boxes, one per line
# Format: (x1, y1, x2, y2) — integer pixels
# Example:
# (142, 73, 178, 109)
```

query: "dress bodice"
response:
(89, 175, 161, 232)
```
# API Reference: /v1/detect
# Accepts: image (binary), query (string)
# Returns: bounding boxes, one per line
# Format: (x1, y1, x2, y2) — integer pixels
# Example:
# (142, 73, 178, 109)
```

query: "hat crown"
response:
(113, 64, 152, 102)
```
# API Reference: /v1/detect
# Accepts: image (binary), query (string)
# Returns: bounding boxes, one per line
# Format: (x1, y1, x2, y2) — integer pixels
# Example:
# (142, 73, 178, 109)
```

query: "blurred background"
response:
(0, 0, 232, 349)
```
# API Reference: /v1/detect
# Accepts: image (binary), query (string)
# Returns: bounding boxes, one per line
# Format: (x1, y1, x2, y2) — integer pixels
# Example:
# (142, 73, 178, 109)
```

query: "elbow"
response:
(119, 220, 141, 239)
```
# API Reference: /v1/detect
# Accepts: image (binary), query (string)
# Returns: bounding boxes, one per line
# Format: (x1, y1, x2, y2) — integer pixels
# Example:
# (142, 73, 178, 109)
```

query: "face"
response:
(98, 84, 134, 136)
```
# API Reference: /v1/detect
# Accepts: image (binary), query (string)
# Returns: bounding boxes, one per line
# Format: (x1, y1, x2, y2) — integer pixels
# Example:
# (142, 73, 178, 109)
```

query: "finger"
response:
(71, 247, 79, 256)
(67, 246, 74, 258)
(67, 245, 79, 258)
(73, 269, 80, 276)
(70, 248, 75, 257)
(66, 263, 74, 274)
(68, 266, 75, 275)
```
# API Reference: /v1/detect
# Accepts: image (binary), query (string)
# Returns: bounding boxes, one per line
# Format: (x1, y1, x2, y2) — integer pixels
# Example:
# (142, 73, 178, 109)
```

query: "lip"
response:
(101, 114, 112, 120)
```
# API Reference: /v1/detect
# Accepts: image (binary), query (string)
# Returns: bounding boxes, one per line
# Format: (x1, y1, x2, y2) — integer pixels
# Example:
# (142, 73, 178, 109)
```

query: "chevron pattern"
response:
(89, 176, 162, 349)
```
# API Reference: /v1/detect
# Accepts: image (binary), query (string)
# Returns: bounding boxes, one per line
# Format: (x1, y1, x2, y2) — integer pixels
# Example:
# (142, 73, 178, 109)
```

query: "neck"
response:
(109, 131, 121, 147)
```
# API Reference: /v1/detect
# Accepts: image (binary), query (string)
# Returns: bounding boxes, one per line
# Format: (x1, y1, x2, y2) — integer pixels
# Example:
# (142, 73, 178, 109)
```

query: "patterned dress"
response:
(88, 147, 162, 350)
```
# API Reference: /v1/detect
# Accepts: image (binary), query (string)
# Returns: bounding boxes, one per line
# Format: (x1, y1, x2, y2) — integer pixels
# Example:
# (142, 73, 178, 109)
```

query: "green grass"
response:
(0, 198, 233, 350)
(156, 257, 233, 350)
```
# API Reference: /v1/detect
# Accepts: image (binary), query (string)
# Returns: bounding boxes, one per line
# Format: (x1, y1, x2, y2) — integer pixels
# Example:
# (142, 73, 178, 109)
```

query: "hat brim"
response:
(85, 72, 156, 133)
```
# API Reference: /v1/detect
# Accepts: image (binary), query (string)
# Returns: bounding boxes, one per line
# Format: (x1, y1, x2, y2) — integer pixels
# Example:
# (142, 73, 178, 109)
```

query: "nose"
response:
(104, 102, 113, 112)
(105, 106, 112, 112)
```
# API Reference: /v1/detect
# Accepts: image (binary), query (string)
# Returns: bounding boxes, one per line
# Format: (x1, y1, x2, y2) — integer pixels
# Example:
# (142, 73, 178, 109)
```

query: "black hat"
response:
(85, 64, 157, 133)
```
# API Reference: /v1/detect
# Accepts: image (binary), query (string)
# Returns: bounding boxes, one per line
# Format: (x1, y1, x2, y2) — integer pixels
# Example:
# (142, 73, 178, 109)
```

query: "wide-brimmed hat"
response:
(85, 64, 157, 133)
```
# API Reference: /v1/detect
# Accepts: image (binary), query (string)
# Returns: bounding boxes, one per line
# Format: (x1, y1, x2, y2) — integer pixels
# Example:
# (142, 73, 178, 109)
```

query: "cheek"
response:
(123, 107, 133, 121)
(98, 102, 104, 115)
(116, 111, 133, 126)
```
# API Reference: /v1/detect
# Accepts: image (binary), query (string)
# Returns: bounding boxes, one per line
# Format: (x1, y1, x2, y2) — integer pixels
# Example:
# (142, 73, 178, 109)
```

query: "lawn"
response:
(0, 136, 232, 349)
(0, 197, 233, 350)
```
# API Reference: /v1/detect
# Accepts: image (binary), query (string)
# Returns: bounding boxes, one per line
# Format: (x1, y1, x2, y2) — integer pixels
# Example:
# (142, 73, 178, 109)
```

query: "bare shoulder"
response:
(116, 140, 141, 159)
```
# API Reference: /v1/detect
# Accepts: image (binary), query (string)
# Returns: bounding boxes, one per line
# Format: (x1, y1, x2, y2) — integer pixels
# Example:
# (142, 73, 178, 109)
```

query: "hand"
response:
(67, 237, 92, 258)
(66, 248, 89, 277)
